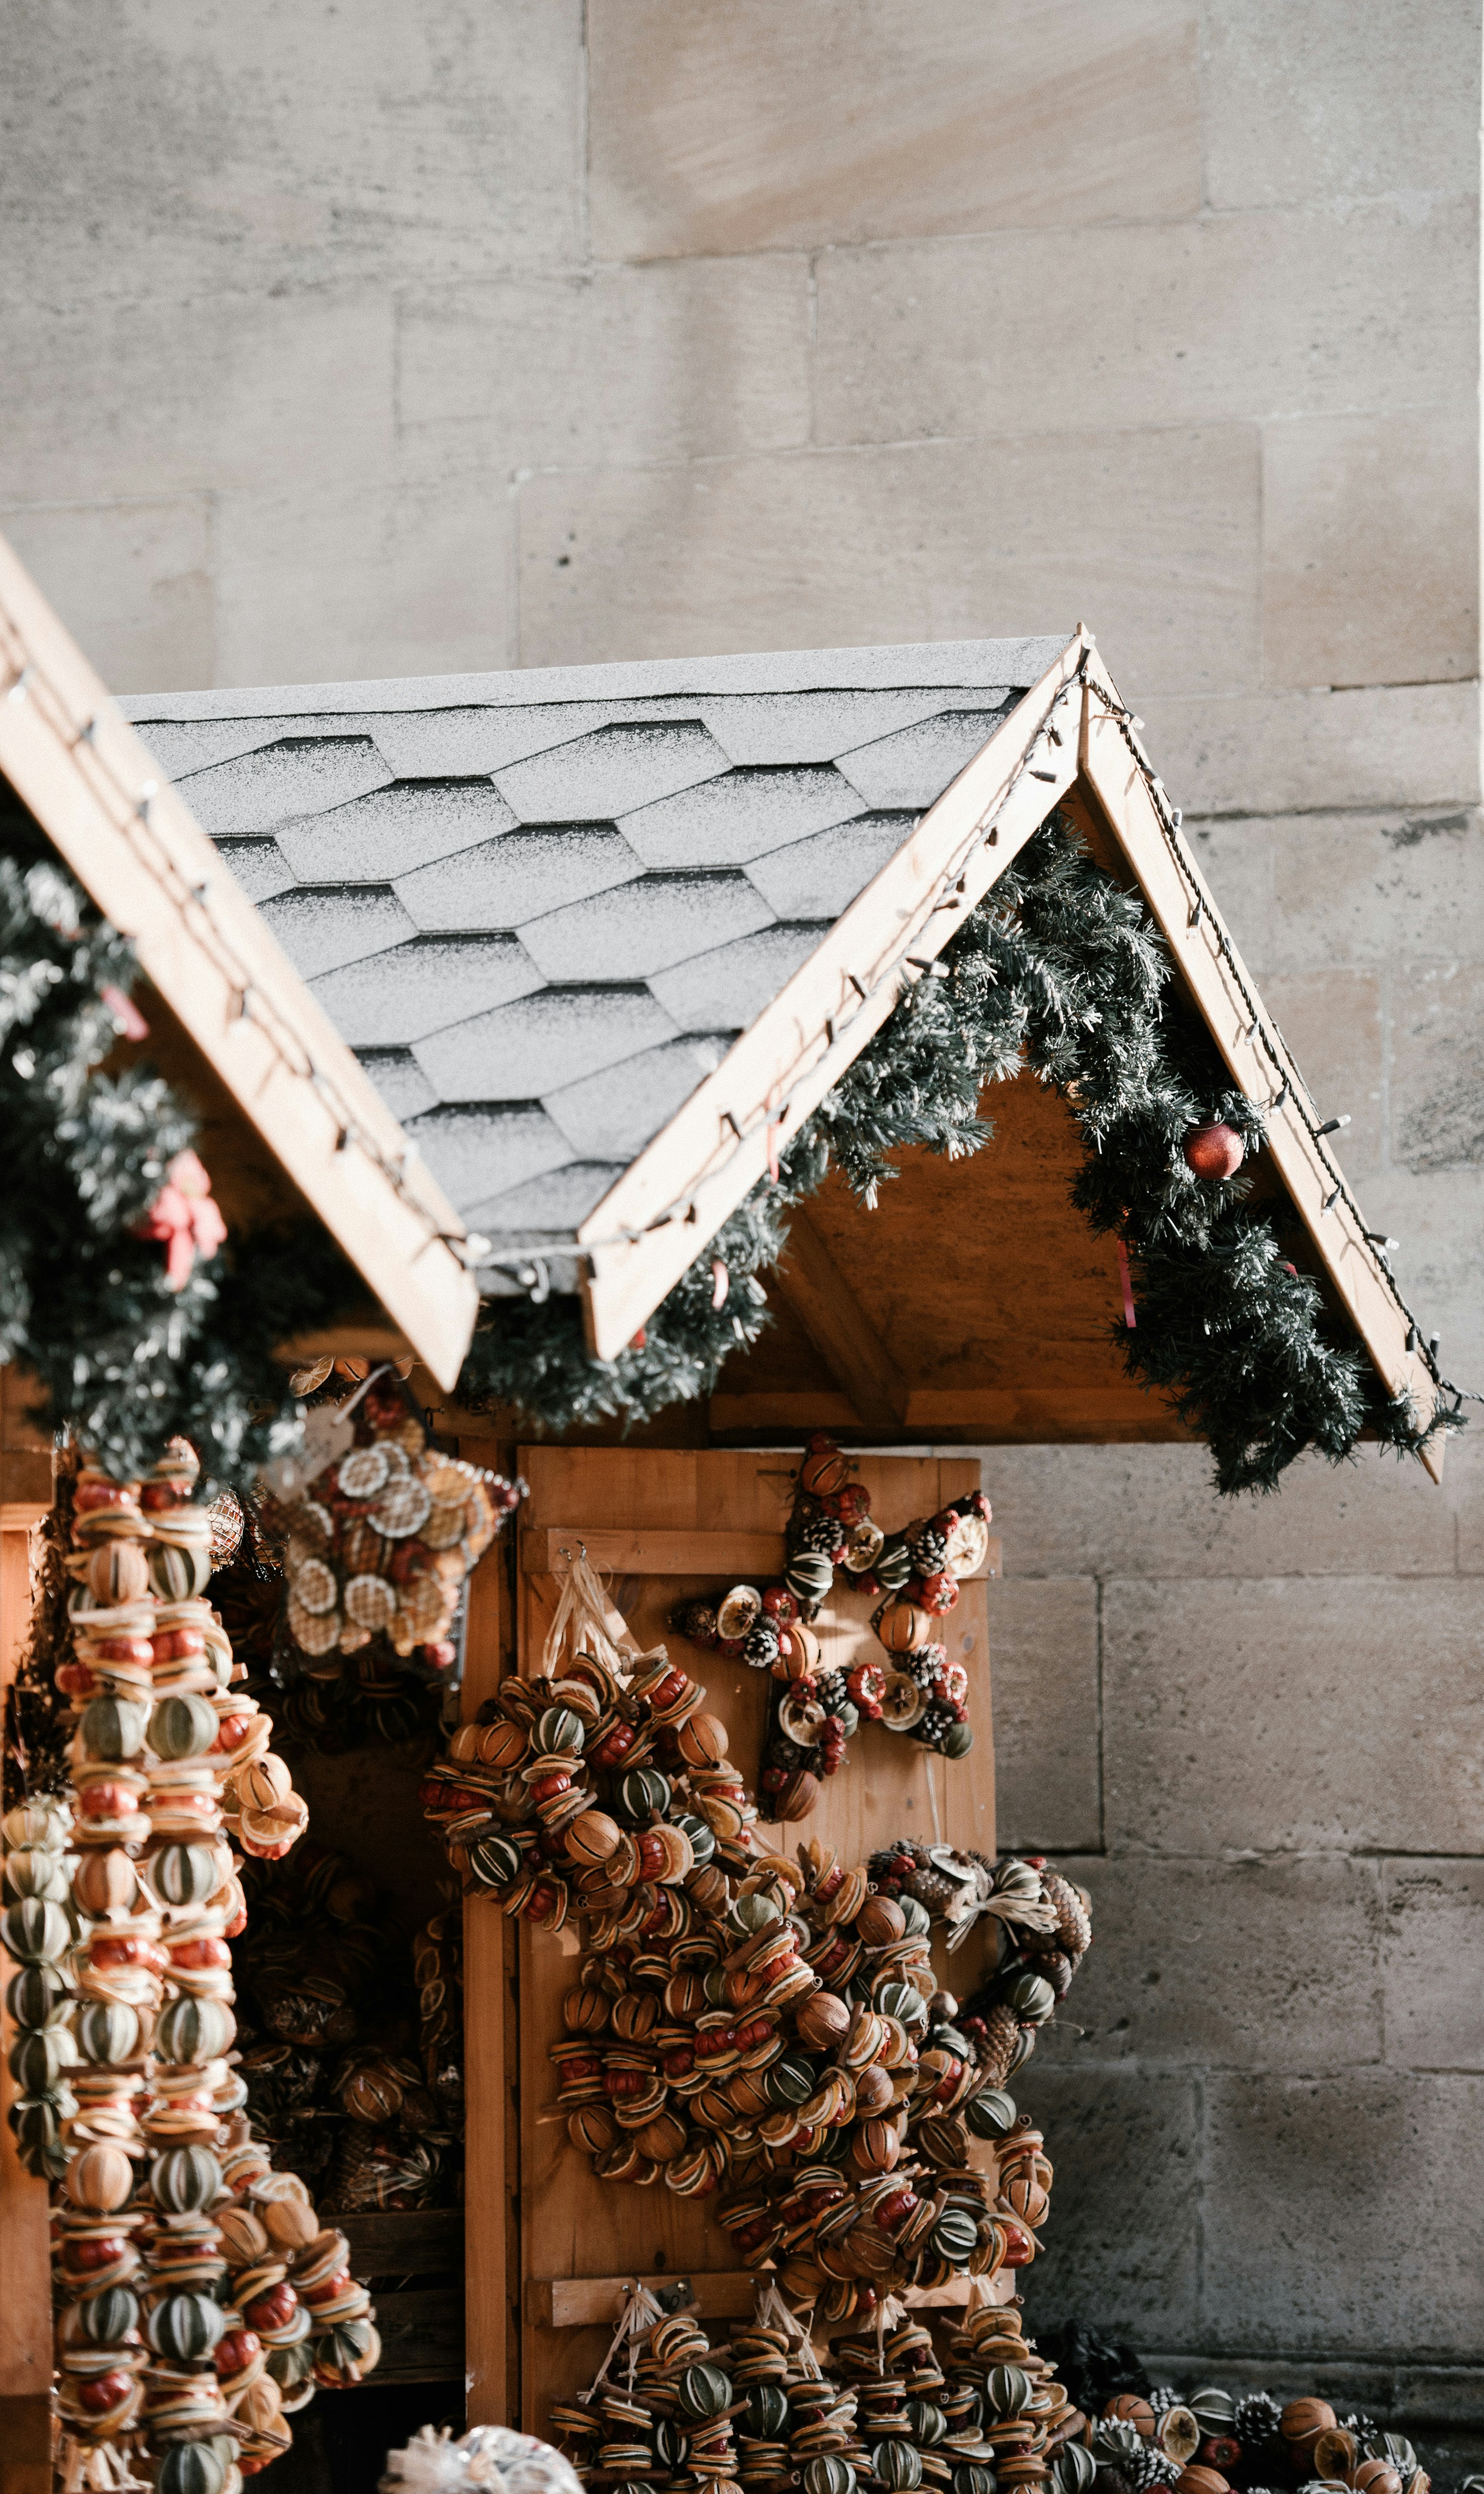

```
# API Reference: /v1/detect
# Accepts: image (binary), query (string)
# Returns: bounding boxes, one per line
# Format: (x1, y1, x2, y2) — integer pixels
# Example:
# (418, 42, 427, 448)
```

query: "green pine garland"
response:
(0, 804, 1458, 1494)
(0, 796, 357, 1482)
(460, 816, 1458, 1494)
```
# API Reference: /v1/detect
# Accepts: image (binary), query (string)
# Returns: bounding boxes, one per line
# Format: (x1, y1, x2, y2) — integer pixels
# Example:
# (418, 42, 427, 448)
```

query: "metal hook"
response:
(558, 1542, 587, 1565)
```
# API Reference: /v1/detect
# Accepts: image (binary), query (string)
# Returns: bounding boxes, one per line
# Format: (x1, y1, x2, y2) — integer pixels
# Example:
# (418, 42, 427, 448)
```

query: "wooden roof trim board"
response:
(578, 626, 1436, 1476)
(1077, 656, 1442, 1477)
(577, 633, 1090, 1359)
(0, 532, 479, 1392)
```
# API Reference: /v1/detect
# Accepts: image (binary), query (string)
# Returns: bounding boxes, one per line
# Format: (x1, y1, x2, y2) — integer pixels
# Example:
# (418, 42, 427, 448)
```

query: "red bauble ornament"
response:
(1182, 1120, 1245, 1180)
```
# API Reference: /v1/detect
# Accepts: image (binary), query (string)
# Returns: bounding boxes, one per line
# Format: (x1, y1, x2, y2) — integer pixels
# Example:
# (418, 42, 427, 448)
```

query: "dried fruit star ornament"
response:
(265, 1364, 524, 1687)
(670, 1434, 991, 1817)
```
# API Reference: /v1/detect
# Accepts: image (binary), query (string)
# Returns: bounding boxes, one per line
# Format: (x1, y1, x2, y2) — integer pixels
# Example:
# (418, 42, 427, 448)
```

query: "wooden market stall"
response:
(0, 554, 1449, 2483)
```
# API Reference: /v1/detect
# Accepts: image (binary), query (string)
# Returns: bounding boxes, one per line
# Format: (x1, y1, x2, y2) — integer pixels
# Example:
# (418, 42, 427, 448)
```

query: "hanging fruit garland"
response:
(536, 2272, 1097, 2494)
(8, 1439, 386, 2492)
(421, 1549, 755, 1931)
(548, 1836, 1090, 2324)
(669, 1436, 991, 1819)
(3, 1791, 77, 2179)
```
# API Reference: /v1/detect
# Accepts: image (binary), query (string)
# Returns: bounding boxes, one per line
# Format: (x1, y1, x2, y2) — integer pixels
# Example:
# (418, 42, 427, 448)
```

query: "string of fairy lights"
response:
(1083, 679, 1477, 1413)
(0, 593, 485, 1276)
(1, 590, 1471, 1416)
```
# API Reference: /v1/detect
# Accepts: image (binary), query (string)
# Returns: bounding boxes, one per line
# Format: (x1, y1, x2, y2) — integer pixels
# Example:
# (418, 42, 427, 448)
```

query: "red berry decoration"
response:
(1182, 1119, 1245, 1180)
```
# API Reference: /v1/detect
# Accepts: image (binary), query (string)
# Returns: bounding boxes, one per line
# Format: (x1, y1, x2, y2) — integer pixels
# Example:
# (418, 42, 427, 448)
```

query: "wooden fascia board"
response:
(578, 632, 1090, 1361)
(0, 532, 479, 1393)
(1078, 653, 1443, 1479)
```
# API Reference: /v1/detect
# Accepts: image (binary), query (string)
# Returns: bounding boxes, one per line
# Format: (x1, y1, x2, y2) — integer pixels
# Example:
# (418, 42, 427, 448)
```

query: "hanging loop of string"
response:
(581, 2280, 666, 2403)
(540, 1545, 650, 1683)
(752, 2276, 824, 2380)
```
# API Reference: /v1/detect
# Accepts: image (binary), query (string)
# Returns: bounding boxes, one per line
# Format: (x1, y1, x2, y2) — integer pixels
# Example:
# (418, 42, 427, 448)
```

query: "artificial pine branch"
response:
(0, 824, 361, 1483)
(458, 815, 1461, 1493)
(1, 804, 1457, 1496)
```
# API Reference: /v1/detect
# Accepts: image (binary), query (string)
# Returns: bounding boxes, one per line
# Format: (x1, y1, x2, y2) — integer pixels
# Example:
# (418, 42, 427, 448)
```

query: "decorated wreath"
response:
(547, 1834, 1089, 2323)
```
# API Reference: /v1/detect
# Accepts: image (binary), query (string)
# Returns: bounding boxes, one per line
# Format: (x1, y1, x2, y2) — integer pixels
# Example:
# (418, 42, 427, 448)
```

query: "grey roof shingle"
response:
(215, 837, 299, 905)
(695, 687, 999, 765)
(620, 765, 865, 870)
(837, 708, 1027, 809)
(496, 720, 730, 823)
(310, 934, 541, 1047)
(354, 1049, 440, 1123)
(520, 868, 775, 986)
(258, 886, 418, 980)
(395, 824, 643, 932)
(124, 638, 1065, 1254)
(412, 985, 677, 1104)
(647, 922, 825, 1035)
(745, 812, 919, 923)
(542, 1034, 731, 1162)
(178, 736, 393, 836)
(278, 782, 518, 885)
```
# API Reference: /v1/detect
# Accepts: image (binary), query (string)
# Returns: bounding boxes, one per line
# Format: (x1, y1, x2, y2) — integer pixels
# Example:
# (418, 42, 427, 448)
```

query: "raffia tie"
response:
(582, 2281, 666, 2401)
(752, 2277, 824, 2381)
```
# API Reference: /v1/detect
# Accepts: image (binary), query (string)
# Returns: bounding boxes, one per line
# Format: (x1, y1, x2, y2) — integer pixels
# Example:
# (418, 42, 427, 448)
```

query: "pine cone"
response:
(1126, 2454, 1180, 2493)
(799, 1513, 844, 1556)
(909, 1865, 956, 1913)
(979, 2002, 1020, 2087)
(326, 2116, 378, 2210)
(1043, 1869, 1092, 1958)
(1234, 2395, 1283, 2454)
(743, 1621, 781, 1670)
(909, 1523, 950, 1576)
(1148, 2391, 1182, 2421)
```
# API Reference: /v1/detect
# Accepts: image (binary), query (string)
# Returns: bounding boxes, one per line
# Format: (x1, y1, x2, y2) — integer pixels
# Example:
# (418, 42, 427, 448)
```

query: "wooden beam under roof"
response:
(768, 1202, 910, 1435)
(0, 530, 479, 1393)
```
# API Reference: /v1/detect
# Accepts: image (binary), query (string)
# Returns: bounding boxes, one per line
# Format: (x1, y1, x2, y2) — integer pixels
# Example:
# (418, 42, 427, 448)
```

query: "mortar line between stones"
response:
(1377, 1856, 1389, 2068)
(1095, 1572, 1106, 1854)
(1193, 2068, 1206, 2338)
(577, 0, 591, 269)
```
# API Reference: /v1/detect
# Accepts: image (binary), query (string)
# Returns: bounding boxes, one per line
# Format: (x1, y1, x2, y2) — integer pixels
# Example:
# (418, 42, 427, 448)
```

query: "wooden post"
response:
(0, 1500, 54, 2492)
(459, 1442, 519, 2427)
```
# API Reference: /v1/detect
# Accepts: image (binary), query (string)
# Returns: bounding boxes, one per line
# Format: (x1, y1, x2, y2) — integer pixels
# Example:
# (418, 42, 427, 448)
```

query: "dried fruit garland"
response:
(671, 1437, 990, 1819)
(541, 2278, 1096, 2494)
(422, 1662, 756, 1934)
(4, 1445, 378, 2493)
(550, 1840, 1090, 2324)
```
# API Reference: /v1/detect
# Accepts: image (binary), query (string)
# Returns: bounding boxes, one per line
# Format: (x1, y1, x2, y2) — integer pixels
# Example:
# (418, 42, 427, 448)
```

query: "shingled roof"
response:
(121, 631, 1439, 1462)
(122, 639, 1066, 1286)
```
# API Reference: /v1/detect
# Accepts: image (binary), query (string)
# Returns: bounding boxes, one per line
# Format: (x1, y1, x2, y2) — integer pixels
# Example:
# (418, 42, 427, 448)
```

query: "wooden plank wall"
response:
(501, 1446, 995, 2433)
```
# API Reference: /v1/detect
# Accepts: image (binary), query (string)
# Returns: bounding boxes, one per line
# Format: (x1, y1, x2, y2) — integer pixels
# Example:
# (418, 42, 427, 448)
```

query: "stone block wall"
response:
(2, 0, 1481, 2398)
(985, 1433, 1484, 2402)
